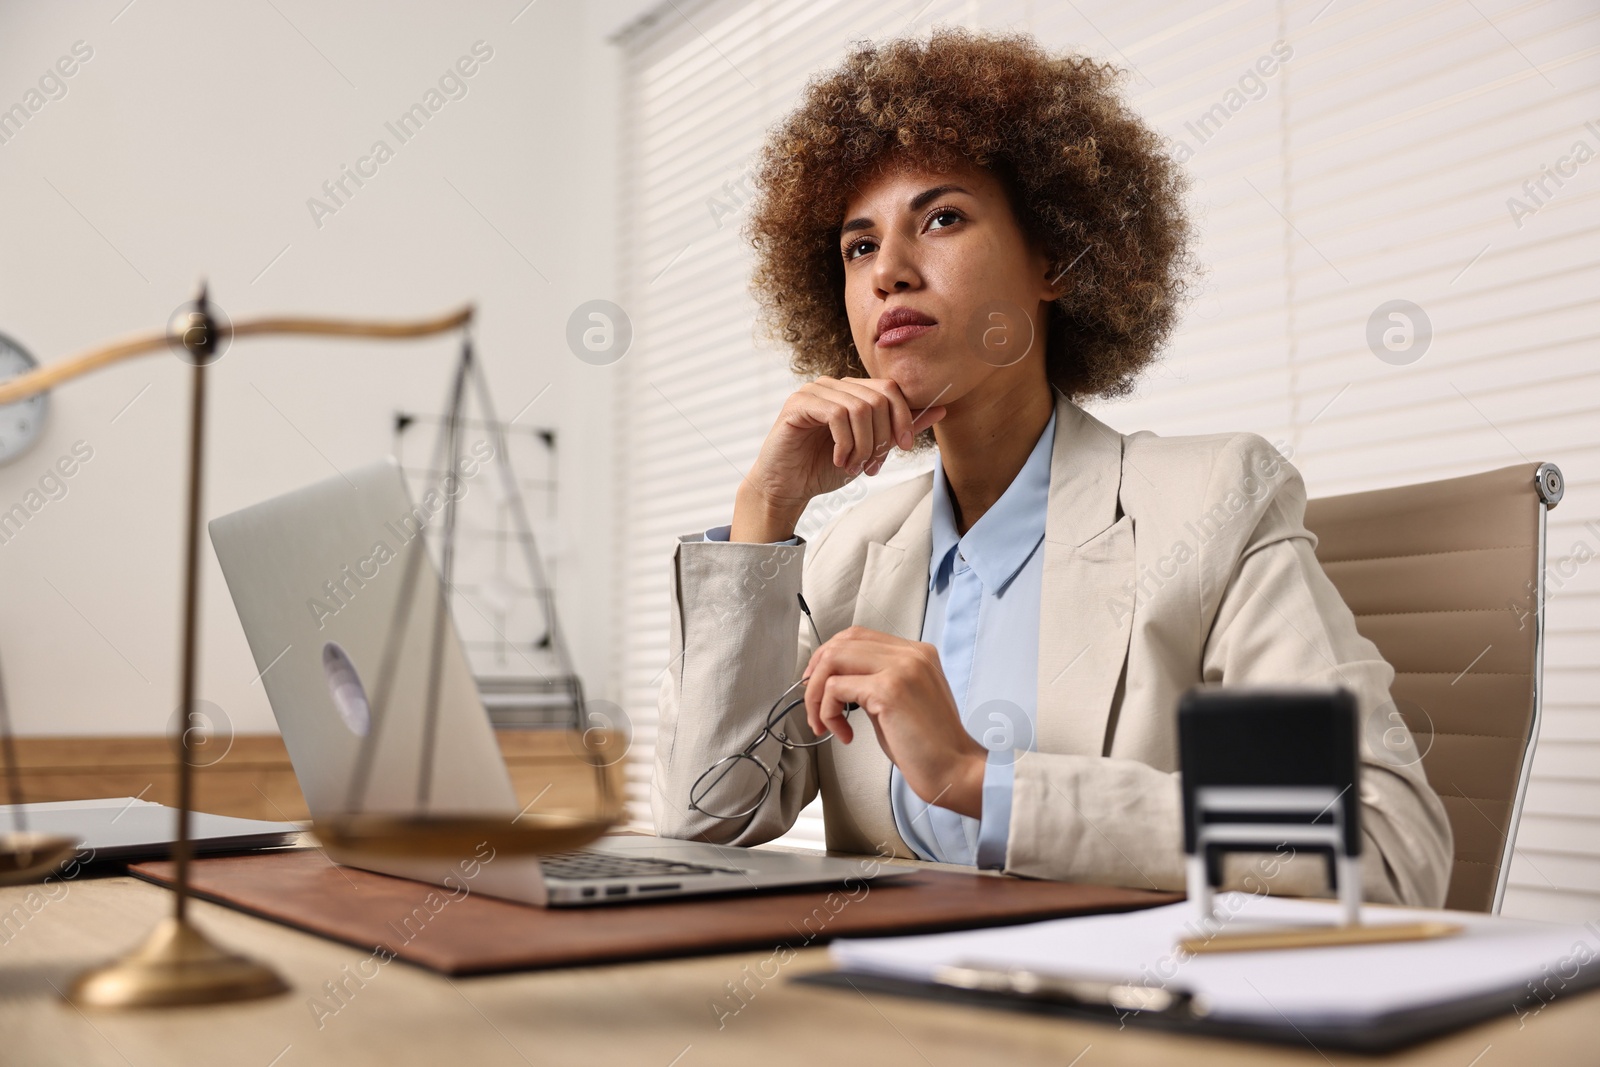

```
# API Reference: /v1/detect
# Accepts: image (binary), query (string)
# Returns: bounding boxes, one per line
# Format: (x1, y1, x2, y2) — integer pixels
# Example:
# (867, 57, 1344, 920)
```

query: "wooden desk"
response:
(2, 868, 1595, 1065)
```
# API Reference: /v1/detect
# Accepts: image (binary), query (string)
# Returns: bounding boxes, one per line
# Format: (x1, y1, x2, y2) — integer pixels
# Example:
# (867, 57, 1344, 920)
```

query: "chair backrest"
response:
(1303, 461, 1563, 912)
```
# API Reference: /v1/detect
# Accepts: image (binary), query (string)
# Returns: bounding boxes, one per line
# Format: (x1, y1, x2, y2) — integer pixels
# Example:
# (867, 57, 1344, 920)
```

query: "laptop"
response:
(208, 458, 907, 907)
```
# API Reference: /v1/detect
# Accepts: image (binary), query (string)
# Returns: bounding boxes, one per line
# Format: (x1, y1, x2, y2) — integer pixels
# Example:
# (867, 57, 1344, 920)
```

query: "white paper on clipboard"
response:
(829, 891, 1600, 1027)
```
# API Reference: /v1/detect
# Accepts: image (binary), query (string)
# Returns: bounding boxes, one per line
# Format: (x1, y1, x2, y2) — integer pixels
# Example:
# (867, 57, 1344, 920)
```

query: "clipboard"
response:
(801, 894, 1600, 1053)
(794, 963, 1600, 1053)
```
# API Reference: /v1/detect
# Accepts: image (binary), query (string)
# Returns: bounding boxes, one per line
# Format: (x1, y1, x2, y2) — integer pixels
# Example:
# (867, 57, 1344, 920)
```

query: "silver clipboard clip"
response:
(930, 963, 1208, 1021)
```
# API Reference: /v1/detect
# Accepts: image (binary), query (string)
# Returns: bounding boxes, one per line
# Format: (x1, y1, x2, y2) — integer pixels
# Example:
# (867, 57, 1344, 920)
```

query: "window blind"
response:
(612, 0, 969, 847)
(614, 0, 1600, 912)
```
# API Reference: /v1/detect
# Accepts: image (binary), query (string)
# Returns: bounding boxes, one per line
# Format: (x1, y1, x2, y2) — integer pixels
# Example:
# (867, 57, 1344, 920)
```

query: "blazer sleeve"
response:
(650, 532, 820, 845)
(1005, 435, 1455, 907)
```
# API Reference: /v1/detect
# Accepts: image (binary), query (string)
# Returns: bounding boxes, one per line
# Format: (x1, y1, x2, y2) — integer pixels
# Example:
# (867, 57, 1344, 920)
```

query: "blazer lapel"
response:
(851, 495, 933, 641)
(828, 485, 933, 856)
(826, 396, 1137, 849)
(1035, 394, 1137, 757)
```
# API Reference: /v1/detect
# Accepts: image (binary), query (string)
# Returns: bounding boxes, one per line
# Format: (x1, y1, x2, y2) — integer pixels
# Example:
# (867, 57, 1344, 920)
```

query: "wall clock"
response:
(0, 333, 47, 466)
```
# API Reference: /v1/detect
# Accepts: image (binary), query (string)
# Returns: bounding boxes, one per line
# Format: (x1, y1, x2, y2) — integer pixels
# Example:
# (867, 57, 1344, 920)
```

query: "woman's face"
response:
(838, 158, 1059, 412)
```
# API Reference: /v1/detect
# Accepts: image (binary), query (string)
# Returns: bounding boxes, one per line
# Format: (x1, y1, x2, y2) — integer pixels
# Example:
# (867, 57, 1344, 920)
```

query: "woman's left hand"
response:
(802, 626, 987, 818)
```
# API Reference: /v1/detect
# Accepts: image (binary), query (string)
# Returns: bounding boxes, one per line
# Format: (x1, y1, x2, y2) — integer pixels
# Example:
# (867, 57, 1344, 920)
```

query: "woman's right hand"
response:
(730, 377, 946, 542)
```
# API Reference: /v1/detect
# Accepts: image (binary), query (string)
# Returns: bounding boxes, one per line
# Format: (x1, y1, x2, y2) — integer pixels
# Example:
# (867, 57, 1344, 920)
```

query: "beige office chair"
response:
(1304, 461, 1563, 913)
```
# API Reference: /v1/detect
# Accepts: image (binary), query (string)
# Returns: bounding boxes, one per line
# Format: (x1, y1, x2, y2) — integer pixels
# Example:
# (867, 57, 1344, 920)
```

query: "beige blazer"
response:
(652, 391, 1454, 906)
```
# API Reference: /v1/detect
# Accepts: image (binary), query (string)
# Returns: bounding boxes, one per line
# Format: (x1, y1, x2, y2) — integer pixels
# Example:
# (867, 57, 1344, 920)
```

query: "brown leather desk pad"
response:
(131, 850, 1181, 976)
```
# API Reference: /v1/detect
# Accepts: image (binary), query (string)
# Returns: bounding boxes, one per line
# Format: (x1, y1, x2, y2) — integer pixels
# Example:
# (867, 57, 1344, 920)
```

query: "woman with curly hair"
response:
(652, 28, 1451, 906)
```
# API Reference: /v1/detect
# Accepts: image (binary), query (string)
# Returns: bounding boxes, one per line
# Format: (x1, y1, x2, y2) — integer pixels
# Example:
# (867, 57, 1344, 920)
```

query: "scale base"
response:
(66, 916, 288, 1009)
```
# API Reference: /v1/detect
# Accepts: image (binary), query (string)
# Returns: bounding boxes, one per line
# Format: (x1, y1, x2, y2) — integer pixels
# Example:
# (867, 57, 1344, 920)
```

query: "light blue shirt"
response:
(890, 409, 1052, 868)
(705, 409, 1053, 869)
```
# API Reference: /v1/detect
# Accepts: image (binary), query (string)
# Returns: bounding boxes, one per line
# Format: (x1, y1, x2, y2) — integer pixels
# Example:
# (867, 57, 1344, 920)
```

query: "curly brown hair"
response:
(744, 28, 1197, 401)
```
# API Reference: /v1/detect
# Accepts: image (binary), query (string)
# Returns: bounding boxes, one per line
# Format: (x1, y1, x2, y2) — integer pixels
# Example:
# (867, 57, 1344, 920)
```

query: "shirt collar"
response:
(929, 408, 1057, 595)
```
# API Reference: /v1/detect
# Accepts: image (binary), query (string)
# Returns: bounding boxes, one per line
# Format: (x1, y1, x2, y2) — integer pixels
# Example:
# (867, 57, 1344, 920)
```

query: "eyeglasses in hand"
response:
(687, 595, 855, 821)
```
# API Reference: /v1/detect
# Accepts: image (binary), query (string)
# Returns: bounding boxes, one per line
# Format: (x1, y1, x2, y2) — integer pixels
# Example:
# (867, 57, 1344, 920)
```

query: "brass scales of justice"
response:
(0, 287, 622, 1008)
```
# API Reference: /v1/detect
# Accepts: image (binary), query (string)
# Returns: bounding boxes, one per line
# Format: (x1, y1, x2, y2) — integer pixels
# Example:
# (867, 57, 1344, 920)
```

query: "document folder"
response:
(802, 892, 1600, 1053)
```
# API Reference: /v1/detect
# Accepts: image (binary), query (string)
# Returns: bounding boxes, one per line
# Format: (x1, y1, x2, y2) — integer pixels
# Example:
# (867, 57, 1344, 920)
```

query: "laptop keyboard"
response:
(540, 849, 744, 883)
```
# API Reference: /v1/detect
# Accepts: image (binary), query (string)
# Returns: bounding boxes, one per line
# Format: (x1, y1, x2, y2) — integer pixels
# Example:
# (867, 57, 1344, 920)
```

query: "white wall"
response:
(0, 0, 645, 736)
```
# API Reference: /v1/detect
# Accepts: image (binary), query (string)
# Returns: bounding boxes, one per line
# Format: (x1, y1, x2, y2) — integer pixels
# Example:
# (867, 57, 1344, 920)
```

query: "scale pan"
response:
(0, 832, 80, 886)
(311, 808, 619, 859)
